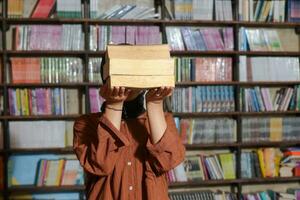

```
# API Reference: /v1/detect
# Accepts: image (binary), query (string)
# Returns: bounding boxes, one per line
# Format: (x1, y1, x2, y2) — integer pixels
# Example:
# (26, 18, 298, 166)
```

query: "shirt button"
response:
(127, 161, 132, 166)
(129, 186, 133, 191)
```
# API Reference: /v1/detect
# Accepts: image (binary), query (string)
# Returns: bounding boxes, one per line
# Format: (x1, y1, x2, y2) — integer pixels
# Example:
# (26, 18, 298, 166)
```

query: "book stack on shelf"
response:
(1, 0, 300, 200)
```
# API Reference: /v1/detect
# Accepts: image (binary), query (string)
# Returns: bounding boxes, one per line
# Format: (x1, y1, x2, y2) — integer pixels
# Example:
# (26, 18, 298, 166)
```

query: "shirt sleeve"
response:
(73, 114, 130, 176)
(146, 112, 185, 175)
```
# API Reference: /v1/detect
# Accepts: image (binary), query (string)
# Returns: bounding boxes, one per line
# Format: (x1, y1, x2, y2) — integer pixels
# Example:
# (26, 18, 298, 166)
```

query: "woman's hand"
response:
(100, 82, 131, 104)
(146, 86, 174, 104)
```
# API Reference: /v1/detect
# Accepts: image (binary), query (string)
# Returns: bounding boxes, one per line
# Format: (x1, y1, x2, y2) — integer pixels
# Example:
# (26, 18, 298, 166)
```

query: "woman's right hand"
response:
(99, 82, 131, 104)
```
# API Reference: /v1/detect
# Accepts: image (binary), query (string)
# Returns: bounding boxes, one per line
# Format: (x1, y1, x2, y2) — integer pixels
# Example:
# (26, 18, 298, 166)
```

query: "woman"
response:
(73, 78, 185, 199)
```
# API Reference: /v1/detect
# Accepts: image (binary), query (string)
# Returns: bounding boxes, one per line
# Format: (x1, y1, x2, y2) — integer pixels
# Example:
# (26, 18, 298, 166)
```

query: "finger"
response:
(166, 87, 174, 96)
(160, 88, 171, 98)
(156, 87, 165, 96)
(147, 88, 157, 97)
(124, 88, 131, 96)
(119, 87, 125, 97)
(111, 87, 119, 97)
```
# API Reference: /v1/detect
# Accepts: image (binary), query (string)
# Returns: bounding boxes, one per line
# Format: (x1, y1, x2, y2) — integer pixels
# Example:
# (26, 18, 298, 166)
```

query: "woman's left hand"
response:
(146, 86, 174, 103)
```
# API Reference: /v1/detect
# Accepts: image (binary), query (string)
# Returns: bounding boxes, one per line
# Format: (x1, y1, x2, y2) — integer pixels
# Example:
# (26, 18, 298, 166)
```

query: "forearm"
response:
(103, 101, 123, 131)
(147, 101, 167, 144)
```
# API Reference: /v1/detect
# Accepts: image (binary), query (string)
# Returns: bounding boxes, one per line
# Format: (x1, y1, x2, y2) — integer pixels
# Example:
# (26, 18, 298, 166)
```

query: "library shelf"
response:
(169, 177, 300, 189)
(6, 83, 88, 88)
(87, 51, 106, 57)
(171, 51, 300, 57)
(173, 111, 300, 118)
(87, 19, 163, 25)
(169, 179, 238, 188)
(7, 148, 74, 155)
(238, 177, 300, 185)
(5, 143, 300, 155)
(176, 81, 238, 86)
(170, 50, 237, 56)
(162, 20, 237, 26)
(176, 81, 300, 86)
(6, 50, 86, 57)
(6, 18, 86, 25)
(239, 51, 300, 57)
(185, 143, 238, 150)
(173, 112, 240, 118)
(237, 21, 300, 28)
(185, 141, 300, 150)
(240, 141, 300, 148)
(7, 185, 85, 194)
(4, 115, 81, 121)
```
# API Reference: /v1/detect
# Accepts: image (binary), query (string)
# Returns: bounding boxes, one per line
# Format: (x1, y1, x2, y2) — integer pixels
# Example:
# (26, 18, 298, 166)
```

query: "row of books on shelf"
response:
(168, 148, 300, 182)
(175, 57, 232, 82)
(241, 86, 300, 112)
(3, 116, 300, 150)
(13, 25, 84, 51)
(242, 117, 300, 142)
(239, 0, 287, 22)
(35, 159, 83, 186)
(168, 153, 236, 182)
(4, 85, 300, 116)
(175, 118, 237, 144)
(8, 88, 79, 116)
(9, 121, 73, 149)
(10, 57, 103, 84)
(8, 154, 83, 187)
(7, 0, 300, 23)
(166, 27, 233, 51)
(9, 0, 81, 18)
(7, 55, 300, 85)
(176, 117, 300, 144)
(7, 25, 299, 52)
(89, 25, 161, 51)
(96, 4, 158, 19)
(169, 190, 236, 200)
(10, 57, 84, 84)
(239, 56, 300, 82)
(240, 28, 282, 51)
(168, 0, 233, 21)
(242, 189, 300, 200)
(162, 189, 300, 200)
(242, 148, 300, 178)
(171, 86, 235, 113)
(175, 56, 300, 83)
(9, 0, 157, 20)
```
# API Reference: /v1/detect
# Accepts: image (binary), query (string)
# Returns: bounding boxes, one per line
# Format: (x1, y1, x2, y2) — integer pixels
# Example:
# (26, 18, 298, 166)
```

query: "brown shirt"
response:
(73, 112, 185, 200)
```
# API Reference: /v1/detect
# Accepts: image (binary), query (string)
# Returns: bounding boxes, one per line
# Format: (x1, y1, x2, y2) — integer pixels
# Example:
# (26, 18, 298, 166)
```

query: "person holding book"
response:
(73, 71, 185, 199)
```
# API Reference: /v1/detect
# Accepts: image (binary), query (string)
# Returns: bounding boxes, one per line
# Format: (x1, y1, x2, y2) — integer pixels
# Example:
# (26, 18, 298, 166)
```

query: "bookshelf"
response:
(0, 0, 299, 200)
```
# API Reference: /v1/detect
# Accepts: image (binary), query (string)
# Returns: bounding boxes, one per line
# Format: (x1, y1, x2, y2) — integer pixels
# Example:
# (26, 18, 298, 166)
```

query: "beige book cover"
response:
(104, 44, 175, 88)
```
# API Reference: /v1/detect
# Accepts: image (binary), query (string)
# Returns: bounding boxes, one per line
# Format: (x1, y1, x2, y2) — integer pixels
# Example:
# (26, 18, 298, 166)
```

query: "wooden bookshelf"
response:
(7, 148, 74, 155)
(169, 177, 300, 189)
(0, 0, 300, 199)
(7, 185, 85, 194)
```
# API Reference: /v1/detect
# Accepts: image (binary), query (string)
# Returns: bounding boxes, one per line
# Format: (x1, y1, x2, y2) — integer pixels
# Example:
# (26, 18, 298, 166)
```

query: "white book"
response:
(223, 0, 233, 21)
(249, 0, 254, 21)
(9, 121, 66, 149)
(173, 162, 188, 182)
(135, 8, 156, 19)
(239, 56, 247, 81)
(121, 6, 148, 19)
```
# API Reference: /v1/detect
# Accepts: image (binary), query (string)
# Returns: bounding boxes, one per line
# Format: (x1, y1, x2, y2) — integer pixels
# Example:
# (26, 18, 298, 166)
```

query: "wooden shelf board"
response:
(8, 185, 85, 194)
(6, 50, 86, 57)
(7, 148, 74, 155)
(6, 83, 88, 88)
(4, 115, 81, 121)
(6, 18, 85, 24)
